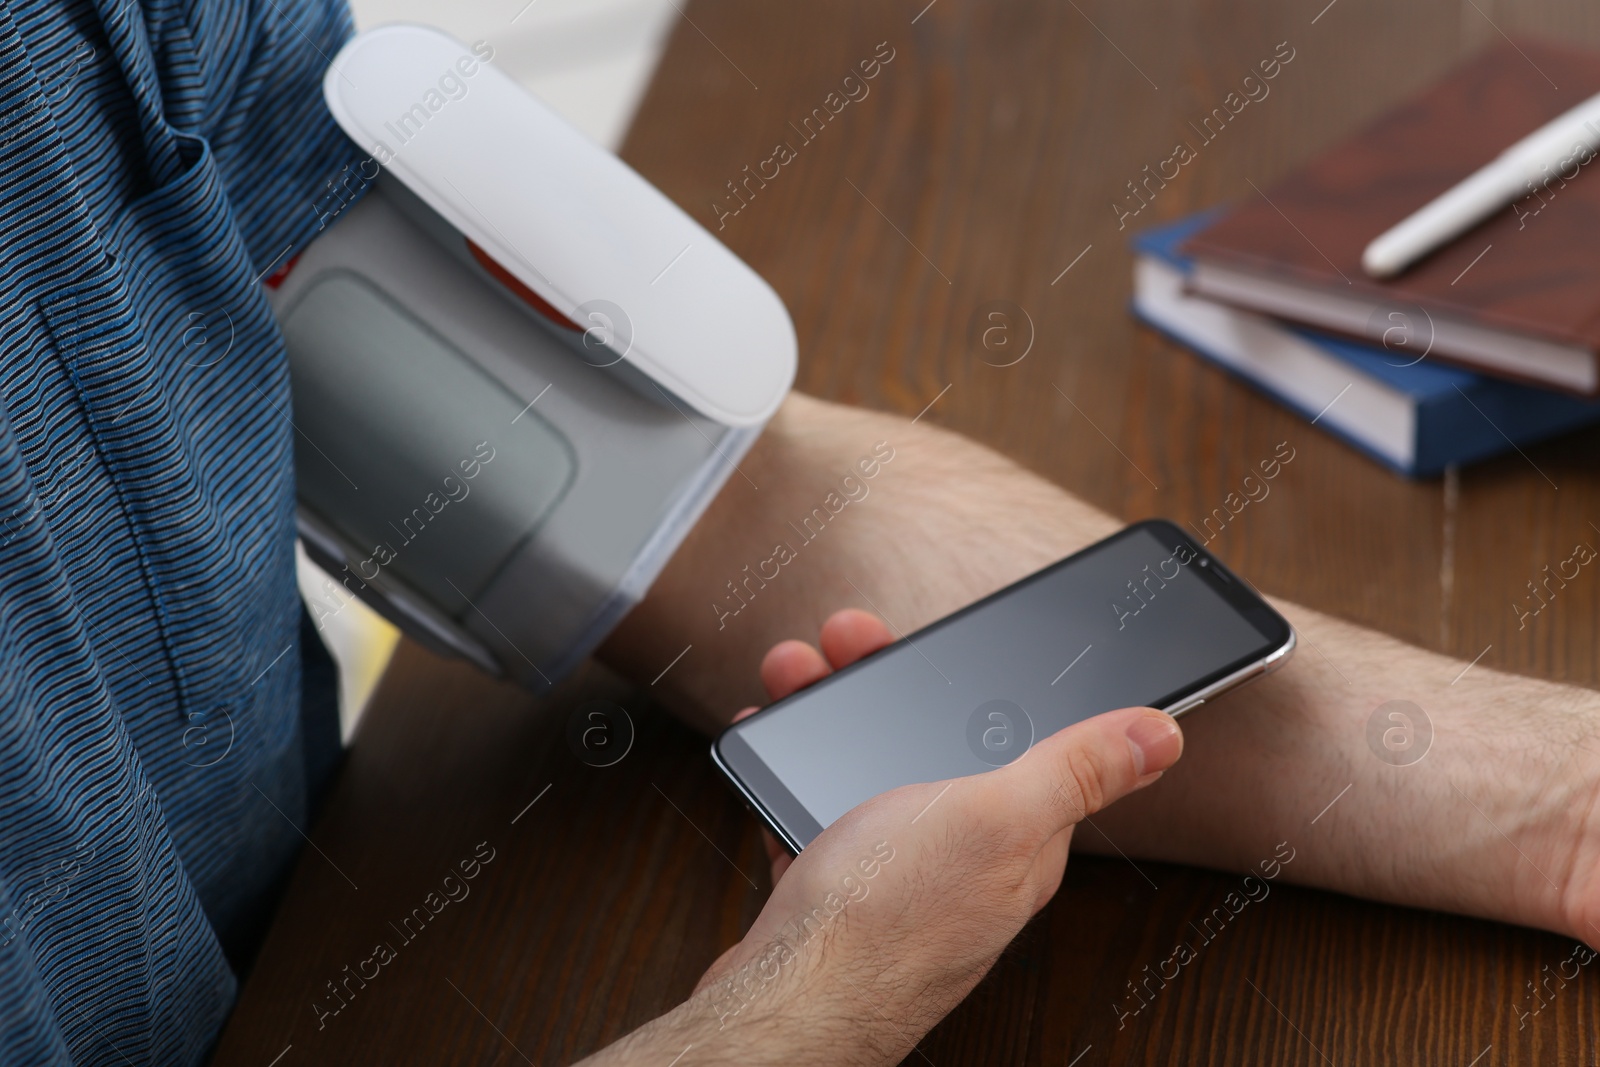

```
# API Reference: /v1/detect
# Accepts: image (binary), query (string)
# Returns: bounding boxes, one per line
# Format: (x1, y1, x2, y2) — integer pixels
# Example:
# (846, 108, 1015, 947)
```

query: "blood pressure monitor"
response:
(269, 25, 796, 686)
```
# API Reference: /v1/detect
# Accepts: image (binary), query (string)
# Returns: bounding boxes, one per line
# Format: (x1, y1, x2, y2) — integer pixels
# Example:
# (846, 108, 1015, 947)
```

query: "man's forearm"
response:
(601, 391, 1118, 728)
(1081, 600, 1600, 943)
(573, 996, 794, 1067)
(601, 392, 1600, 943)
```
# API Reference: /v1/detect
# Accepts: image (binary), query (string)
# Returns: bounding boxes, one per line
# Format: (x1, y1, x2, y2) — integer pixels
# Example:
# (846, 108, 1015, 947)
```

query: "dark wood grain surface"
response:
(213, 1, 1600, 1064)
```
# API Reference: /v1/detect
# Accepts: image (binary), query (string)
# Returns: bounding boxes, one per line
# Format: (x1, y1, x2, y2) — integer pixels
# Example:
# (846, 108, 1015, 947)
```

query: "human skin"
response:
(591, 391, 1600, 1060)
(583, 613, 1186, 1066)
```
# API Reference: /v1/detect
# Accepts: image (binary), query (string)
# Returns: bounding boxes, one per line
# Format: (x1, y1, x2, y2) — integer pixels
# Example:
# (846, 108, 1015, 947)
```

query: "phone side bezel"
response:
(712, 518, 1296, 854)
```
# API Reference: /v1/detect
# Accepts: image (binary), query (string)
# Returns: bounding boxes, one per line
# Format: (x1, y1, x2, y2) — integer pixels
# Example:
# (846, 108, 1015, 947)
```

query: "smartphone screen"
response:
(715, 519, 1293, 849)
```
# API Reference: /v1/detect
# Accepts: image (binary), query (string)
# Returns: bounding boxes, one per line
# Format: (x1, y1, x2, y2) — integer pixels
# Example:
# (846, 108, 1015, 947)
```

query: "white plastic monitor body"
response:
(268, 25, 797, 686)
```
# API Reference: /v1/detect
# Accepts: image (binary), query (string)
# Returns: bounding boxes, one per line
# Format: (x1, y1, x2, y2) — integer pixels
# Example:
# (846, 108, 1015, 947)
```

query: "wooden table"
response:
(213, 1, 1600, 1063)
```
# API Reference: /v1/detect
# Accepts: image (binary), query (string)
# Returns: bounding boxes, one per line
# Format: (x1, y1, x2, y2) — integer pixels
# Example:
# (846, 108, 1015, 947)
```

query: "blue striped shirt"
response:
(0, 0, 362, 1061)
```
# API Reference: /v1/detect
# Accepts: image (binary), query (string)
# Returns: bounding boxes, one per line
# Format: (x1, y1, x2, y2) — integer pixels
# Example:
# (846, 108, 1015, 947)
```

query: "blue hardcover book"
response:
(1131, 213, 1600, 477)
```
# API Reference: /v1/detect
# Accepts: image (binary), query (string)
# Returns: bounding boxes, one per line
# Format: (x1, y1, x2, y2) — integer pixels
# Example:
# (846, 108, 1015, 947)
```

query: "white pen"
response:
(1361, 90, 1600, 278)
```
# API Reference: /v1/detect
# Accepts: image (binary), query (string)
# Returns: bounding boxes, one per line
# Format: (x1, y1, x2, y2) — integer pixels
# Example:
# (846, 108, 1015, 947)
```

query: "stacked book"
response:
(1132, 40, 1600, 477)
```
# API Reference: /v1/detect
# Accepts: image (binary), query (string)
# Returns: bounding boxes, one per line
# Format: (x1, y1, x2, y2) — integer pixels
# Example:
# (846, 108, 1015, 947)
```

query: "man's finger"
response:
(1005, 707, 1182, 836)
(759, 639, 832, 700)
(819, 609, 895, 670)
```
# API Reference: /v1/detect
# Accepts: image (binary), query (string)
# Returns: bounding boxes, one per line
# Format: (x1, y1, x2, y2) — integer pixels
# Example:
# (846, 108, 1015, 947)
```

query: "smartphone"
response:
(713, 518, 1295, 852)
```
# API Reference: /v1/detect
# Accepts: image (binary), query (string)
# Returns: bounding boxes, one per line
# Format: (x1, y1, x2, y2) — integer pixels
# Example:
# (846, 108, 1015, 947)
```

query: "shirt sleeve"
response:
(185, 0, 369, 273)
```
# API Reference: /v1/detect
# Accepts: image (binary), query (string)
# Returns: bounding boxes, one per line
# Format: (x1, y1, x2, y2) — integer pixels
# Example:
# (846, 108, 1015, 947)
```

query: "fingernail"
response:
(1125, 714, 1183, 779)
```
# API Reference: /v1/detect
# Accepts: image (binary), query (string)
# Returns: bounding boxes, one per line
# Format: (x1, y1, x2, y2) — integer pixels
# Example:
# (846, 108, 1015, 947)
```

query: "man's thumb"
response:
(1008, 707, 1183, 835)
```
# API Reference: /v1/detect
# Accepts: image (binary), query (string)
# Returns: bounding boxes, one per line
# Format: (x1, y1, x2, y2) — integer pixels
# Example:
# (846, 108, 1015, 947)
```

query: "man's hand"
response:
(583, 609, 1183, 1066)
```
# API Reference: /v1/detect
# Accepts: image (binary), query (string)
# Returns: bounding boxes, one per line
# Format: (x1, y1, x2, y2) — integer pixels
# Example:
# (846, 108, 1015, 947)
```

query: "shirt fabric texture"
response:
(0, 0, 361, 1061)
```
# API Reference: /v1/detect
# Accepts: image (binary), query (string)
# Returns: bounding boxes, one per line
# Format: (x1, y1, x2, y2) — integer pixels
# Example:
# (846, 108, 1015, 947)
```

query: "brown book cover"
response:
(1181, 40, 1600, 395)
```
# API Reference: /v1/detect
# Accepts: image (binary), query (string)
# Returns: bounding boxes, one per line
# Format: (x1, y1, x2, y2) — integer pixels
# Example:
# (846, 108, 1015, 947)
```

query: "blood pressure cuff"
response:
(271, 27, 795, 685)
